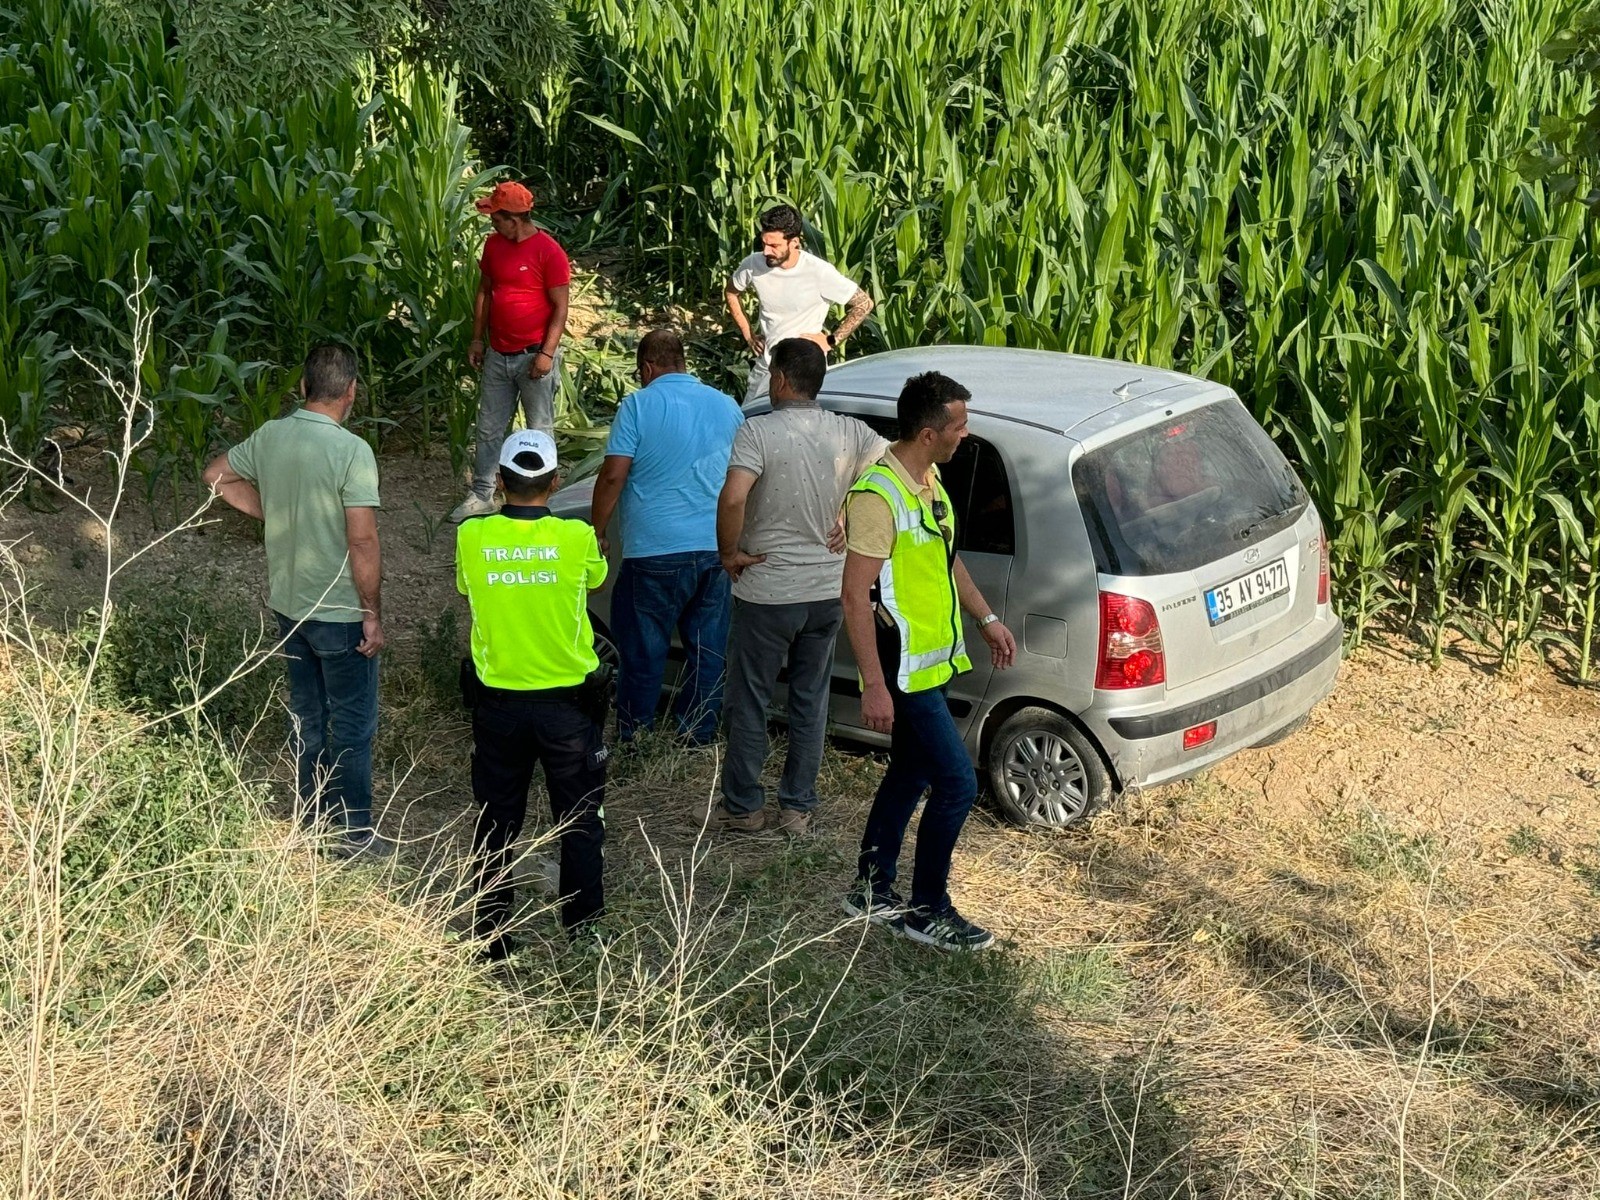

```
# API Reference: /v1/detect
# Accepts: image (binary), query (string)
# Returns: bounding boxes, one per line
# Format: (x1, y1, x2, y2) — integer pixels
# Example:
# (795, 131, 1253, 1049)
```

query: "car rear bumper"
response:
(1085, 617, 1344, 789)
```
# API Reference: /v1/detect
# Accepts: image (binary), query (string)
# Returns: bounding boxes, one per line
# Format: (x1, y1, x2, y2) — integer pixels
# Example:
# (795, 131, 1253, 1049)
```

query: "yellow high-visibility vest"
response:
(849, 464, 971, 693)
(455, 510, 608, 690)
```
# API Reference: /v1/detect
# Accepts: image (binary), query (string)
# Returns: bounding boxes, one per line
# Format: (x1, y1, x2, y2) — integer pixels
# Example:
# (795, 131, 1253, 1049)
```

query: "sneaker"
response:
(770, 807, 812, 837)
(841, 879, 907, 932)
(448, 493, 499, 523)
(903, 904, 995, 952)
(691, 799, 769, 833)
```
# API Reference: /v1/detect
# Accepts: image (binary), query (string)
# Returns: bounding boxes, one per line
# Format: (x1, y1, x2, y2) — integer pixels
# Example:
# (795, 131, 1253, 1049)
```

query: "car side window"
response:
(952, 437, 1015, 556)
(857, 414, 897, 442)
(846, 412, 1015, 557)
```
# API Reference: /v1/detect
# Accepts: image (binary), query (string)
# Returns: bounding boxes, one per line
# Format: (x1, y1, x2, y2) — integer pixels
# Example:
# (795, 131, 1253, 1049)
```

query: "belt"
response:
(480, 681, 584, 703)
(500, 343, 555, 358)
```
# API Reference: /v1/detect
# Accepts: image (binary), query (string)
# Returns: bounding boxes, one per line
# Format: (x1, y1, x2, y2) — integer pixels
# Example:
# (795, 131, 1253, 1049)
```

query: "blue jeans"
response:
(856, 636, 977, 912)
(611, 552, 730, 744)
(275, 612, 380, 835)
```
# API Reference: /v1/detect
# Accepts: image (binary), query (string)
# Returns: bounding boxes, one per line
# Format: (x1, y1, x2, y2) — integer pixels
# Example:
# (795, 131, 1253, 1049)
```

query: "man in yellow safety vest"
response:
(838, 372, 1017, 951)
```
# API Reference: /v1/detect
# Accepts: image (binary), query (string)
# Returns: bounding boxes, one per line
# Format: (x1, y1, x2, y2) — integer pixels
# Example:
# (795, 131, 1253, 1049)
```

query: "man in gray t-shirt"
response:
(702, 338, 887, 836)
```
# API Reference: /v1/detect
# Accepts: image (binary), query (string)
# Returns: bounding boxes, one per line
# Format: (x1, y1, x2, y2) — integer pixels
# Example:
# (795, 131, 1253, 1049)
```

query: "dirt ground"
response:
(12, 441, 1600, 1192)
(16, 437, 1600, 946)
(14, 442, 1600, 843)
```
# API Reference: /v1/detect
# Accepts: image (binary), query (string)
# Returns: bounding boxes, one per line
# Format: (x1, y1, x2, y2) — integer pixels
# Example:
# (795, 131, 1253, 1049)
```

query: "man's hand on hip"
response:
(825, 514, 847, 555)
(358, 617, 385, 658)
(720, 548, 766, 581)
(802, 332, 831, 352)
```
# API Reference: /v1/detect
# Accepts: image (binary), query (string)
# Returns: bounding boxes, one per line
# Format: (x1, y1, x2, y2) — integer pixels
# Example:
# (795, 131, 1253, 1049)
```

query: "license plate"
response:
(1205, 557, 1290, 625)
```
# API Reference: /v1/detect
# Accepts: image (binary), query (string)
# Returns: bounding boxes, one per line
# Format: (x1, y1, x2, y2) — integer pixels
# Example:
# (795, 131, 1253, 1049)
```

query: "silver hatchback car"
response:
(556, 345, 1343, 829)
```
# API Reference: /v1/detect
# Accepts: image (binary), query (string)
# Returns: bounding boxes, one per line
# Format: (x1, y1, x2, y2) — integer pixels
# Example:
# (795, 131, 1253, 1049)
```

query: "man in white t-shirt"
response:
(701, 338, 888, 836)
(724, 204, 875, 403)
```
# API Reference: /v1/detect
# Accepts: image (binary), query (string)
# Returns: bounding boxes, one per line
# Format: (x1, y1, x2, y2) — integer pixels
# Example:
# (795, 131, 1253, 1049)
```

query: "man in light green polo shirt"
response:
(203, 344, 388, 859)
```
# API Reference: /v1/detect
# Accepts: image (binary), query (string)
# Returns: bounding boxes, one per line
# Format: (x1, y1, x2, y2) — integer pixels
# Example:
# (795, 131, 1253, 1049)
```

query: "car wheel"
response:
(1251, 714, 1308, 749)
(986, 707, 1112, 829)
(590, 615, 620, 671)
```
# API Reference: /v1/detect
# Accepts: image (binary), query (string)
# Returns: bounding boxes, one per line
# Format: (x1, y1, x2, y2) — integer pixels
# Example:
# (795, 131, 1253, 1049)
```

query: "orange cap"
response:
(476, 181, 535, 214)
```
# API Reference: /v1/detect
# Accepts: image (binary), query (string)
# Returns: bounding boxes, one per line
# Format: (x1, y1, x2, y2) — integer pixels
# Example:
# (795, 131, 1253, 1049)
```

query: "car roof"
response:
(816, 346, 1223, 436)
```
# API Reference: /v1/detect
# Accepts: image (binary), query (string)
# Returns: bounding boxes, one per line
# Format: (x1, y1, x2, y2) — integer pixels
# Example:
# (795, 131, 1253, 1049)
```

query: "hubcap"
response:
(594, 630, 620, 671)
(1000, 729, 1089, 826)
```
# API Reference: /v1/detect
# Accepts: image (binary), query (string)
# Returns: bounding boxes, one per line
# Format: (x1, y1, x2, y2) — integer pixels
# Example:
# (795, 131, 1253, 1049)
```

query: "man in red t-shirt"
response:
(450, 181, 573, 523)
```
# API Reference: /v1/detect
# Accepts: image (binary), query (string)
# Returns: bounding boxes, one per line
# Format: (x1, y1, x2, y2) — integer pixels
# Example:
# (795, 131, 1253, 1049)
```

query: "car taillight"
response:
(1316, 524, 1330, 606)
(1096, 592, 1166, 689)
(1182, 721, 1216, 750)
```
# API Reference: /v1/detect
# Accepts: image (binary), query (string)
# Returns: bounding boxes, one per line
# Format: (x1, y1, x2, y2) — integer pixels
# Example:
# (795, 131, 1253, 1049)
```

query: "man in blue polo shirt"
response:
(590, 329, 744, 744)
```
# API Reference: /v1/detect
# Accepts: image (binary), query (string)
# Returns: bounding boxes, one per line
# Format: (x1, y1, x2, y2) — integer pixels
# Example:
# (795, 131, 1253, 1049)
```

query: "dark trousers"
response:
(721, 597, 843, 815)
(856, 629, 977, 913)
(611, 551, 731, 744)
(274, 612, 379, 835)
(470, 691, 606, 943)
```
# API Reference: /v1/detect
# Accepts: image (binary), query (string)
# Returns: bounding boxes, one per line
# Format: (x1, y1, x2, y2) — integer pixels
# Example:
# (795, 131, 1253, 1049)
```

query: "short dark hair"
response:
(769, 338, 826, 400)
(897, 371, 971, 438)
(638, 328, 687, 372)
(757, 204, 804, 241)
(302, 343, 358, 403)
(501, 453, 557, 499)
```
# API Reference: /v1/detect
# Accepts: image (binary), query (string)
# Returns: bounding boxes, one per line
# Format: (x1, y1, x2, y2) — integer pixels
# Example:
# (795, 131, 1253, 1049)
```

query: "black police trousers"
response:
(470, 689, 606, 946)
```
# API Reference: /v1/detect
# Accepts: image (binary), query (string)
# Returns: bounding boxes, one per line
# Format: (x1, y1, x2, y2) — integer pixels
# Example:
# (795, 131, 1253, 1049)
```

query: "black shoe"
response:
(477, 935, 516, 963)
(903, 904, 995, 952)
(566, 917, 614, 953)
(841, 879, 908, 932)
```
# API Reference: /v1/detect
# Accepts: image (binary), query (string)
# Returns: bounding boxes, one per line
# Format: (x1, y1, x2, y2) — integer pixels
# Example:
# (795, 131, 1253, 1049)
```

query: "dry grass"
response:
(7, 302, 1600, 1197)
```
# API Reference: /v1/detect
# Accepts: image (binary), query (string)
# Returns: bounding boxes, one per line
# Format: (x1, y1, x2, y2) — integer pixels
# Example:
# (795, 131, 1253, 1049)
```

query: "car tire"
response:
(589, 614, 620, 672)
(1250, 714, 1308, 749)
(985, 706, 1112, 830)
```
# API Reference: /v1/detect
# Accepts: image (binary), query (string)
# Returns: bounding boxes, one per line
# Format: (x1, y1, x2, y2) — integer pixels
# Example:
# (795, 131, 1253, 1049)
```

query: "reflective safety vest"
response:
(848, 463, 971, 693)
(455, 509, 608, 691)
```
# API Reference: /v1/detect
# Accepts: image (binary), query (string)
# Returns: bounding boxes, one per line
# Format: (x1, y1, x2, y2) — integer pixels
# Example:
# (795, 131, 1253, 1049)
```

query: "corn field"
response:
(0, 0, 510, 496)
(550, 0, 1599, 669)
(4, 0, 1599, 669)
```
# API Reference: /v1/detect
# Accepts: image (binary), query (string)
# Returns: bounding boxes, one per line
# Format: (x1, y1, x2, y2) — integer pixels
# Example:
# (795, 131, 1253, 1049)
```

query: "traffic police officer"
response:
(456, 429, 610, 958)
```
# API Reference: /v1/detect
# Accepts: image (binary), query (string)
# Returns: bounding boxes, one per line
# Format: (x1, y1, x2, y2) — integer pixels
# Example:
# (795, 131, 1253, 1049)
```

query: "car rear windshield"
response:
(1072, 399, 1309, 576)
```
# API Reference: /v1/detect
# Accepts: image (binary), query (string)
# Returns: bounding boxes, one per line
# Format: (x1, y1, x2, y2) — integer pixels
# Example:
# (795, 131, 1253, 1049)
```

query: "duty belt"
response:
(479, 681, 583, 703)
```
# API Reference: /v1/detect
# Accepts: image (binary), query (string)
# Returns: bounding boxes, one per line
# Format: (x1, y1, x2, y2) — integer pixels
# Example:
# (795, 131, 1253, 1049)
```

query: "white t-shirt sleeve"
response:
(814, 258, 859, 305)
(729, 254, 761, 292)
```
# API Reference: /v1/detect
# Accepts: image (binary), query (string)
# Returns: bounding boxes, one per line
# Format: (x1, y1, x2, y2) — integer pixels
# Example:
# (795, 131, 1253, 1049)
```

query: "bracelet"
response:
(535, 349, 553, 361)
(978, 613, 999, 627)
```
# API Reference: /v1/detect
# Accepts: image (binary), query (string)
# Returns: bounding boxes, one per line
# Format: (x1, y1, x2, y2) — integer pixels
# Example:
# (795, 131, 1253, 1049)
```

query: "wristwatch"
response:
(825, 330, 837, 348)
(979, 613, 1000, 628)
